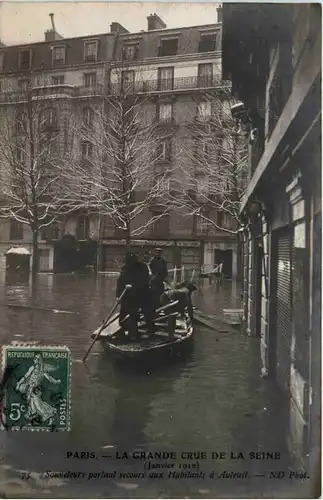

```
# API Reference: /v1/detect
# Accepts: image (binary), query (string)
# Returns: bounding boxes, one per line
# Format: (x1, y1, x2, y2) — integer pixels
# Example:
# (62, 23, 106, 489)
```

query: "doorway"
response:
(214, 249, 232, 278)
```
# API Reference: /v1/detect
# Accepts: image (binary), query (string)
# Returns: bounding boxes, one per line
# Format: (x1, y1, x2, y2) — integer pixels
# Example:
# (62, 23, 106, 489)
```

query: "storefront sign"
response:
(101, 239, 173, 247)
(176, 241, 200, 248)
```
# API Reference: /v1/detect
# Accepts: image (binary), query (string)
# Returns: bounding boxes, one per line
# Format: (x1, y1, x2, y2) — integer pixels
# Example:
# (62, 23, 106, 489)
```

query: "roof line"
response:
(1, 22, 221, 49)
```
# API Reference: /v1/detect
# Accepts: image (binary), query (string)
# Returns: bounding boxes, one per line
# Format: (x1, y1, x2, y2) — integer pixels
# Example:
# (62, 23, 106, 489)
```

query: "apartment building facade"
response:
(0, 9, 240, 275)
(222, 3, 321, 479)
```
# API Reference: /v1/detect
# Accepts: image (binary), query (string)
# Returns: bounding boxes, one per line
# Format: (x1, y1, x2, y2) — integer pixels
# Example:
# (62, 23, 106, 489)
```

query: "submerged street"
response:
(0, 273, 309, 498)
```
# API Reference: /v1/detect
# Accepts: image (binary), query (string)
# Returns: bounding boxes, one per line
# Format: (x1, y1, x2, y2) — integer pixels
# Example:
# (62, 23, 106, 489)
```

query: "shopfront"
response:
(99, 240, 201, 273)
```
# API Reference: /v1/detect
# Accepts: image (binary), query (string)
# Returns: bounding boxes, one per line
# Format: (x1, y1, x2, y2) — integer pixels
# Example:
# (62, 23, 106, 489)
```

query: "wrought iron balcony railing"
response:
(75, 85, 104, 97)
(0, 76, 228, 104)
(109, 75, 226, 95)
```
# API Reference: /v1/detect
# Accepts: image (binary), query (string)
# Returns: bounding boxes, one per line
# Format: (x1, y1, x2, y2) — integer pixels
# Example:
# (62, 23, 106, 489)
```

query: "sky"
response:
(0, 2, 220, 46)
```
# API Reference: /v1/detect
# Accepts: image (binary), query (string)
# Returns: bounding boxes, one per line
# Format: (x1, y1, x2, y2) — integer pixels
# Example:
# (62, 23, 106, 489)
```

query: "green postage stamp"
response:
(0, 345, 71, 431)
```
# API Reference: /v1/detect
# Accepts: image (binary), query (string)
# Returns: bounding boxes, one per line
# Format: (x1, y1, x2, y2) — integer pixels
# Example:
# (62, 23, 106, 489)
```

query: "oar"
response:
(136, 301, 179, 330)
(83, 285, 132, 363)
(96, 300, 180, 340)
(107, 300, 176, 327)
(107, 300, 179, 333)
(155, 300, 179, 315)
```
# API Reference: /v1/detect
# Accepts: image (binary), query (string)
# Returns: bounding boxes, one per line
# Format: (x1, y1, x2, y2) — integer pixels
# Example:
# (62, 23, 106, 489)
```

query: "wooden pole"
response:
(173, 265, 177, 283)
(83, 285, 131, 363)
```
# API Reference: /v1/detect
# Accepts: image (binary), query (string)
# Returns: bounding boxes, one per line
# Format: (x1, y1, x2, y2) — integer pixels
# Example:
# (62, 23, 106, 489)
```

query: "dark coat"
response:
(150, 274, 165, 309)
(116, 261, 150, 299)
(149, 256, 168, 281)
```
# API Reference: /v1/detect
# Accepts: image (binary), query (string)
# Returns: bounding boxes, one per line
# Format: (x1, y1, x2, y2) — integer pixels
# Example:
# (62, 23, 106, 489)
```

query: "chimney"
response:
(147, 13, 167, 31)
(110, 22, 129, 34)
(217, 6, 223, 23)
(44, 13, 63, 42)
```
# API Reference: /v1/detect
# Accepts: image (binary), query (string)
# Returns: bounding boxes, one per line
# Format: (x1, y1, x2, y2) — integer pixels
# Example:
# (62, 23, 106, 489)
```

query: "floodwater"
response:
(0, 272, 310, 498)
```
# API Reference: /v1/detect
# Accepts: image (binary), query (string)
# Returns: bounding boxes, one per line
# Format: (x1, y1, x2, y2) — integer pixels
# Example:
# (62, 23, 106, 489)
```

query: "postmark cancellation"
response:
(0, 345, 71, 431)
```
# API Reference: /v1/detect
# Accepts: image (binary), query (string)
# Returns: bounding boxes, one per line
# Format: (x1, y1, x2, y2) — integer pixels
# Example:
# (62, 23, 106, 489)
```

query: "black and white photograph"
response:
(0, 1, 321, 498)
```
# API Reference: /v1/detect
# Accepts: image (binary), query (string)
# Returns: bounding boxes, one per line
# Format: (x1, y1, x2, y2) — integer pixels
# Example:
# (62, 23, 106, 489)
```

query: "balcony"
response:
(110, 75, 226, 95)
(0, 76, 227, 105)
(33, 85, 76, 100)
(0, 84, 104, 104)
(75, 85, 104, 98)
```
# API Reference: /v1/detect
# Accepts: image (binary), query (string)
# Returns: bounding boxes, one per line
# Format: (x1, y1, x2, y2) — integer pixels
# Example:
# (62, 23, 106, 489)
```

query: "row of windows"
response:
(14, 132, 214, 166)
(0, 32, 219, 71)
(9, 210, 232, 241)
(1, 63, 217, 96)
(1, 62, 215, 95)
(79, 99, 213, 126)
(15, 72, 97, 91)
(79, 136, 214, 162)
(14, 99, 212, 134)
(123, 33, 218, 60)
(0, 41, 99, 72)
(120, 63, 214, 91)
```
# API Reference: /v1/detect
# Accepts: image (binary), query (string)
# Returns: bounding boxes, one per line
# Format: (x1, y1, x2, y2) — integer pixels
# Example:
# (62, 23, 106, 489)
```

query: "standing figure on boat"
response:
(116, 252, 155, 341)
(149, 248, 168, 282)
(149, 248, 168, 310)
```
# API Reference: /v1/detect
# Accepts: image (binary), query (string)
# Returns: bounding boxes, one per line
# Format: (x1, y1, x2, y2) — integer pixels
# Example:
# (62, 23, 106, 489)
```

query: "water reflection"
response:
(0, 274, 296, 498)
(107, 353, 194, 455)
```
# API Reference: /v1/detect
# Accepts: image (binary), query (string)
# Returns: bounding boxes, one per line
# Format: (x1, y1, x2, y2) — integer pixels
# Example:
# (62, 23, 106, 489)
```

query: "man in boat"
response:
(149, 248, 168, 310)
(116, 252, 155, 341)
(174, 281, 197, 320)
(149, 248, 168, 282)
(160, 281, 197, 337)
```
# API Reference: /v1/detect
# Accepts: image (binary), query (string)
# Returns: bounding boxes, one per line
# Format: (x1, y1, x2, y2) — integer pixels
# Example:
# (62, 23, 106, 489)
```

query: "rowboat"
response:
(91, 305, 194, 360)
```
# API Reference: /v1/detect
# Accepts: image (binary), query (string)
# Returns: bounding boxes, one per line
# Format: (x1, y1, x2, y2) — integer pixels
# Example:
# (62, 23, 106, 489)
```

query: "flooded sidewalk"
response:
(0, 274, 311, 498)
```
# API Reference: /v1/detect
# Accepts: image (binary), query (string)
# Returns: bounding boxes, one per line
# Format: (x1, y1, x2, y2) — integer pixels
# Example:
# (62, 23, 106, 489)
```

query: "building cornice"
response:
(0, 23, 221, 50)
(0, 61, 107, 77)
(112, 51, 221, 69)
(0, 51, 221, 77)
(118, 23, 220, 39)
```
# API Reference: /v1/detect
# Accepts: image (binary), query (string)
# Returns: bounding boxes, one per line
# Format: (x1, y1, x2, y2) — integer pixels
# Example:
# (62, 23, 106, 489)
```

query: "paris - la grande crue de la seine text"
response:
(63, 450, 281, 460)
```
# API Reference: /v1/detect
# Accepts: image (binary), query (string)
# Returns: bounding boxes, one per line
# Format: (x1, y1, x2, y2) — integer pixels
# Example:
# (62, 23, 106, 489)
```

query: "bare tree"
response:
(0, 78, 71, 276)
(62, 67, 174, 248)
(170, 90, 248, 235)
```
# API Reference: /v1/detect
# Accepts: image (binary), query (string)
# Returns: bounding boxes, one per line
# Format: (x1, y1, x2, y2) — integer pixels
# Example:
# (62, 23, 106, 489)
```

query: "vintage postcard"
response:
(0, 1, 320, 498)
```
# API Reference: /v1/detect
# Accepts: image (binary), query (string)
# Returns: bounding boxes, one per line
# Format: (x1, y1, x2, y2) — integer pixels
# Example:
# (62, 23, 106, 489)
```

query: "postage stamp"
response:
(0, 345, 71, 431)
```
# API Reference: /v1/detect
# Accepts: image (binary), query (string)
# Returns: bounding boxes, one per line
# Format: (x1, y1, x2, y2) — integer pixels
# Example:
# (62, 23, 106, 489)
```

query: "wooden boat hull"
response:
(91, 313, 194, 360)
